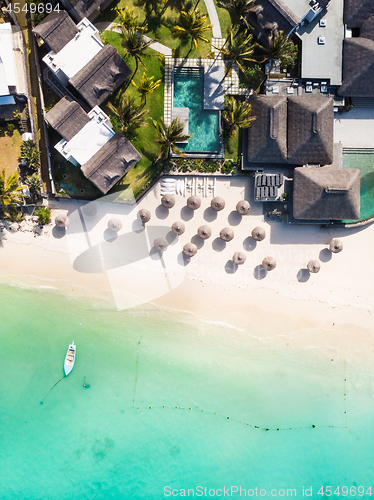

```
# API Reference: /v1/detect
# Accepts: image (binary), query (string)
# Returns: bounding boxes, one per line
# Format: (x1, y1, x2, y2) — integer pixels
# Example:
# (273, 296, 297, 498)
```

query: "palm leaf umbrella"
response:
(187, 195, 201, 210)
(138, 208, 151, 224)
(183, 242, 198, 257)
(172, 221, 185, 235)
(108, 218, 122, 232)
(161, 194, 175, 209)
(233, 251, 246, 265)
(252, 226, 266, 241)
(329, 239, 343, 253)
(262, 256, 276, 271)
(154, 237, 169, 251)
(220, 227, 234, 241)
(307, 260, 321, 273)
(197, 225, 212, 240)
(236, 200, 251, 215)
(55, 214, 68, 228)
(211, 196, 225, 211)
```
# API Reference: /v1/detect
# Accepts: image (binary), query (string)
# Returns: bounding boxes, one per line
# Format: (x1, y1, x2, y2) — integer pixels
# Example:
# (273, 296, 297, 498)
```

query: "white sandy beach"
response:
(1, 176, 374, 367)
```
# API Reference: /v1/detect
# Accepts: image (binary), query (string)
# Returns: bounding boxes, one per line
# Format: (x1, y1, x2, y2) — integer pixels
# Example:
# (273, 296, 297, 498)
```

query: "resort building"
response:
(338, 1, 374, 99)
(58, 0, 114, 22)
(293, 165, 360, 220)
(249, 0, 344, 86)
(45, 96, 141, 194)
(246, 95, 334, 167)
(34, 11, 130, 109)
(0, 23, 19, 106)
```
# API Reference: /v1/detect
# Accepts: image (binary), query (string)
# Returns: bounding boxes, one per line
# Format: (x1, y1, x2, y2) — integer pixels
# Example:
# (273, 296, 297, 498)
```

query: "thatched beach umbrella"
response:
(172, 221, 185, 235)
(138, 209, 151, 224)
(183, 242, 197, 257)
(161, 194, 175, 209)
(220, 227, 234, 242)
(82, 203, 97, 217)
(236, 200, 251, 215)
(55, 214, 68, 228)
(252, 227, 266, 241)
(233, 251, 246, 265)
(107, 218, 122, 232)
(197, 225, 212, 240)
(211, 196, 225, 211)
(262, 256, 276, 271)
(329, 239, 343, 253)
(307, 260, 321, 273)
(154, 237, 169, 251)
(187, 195, 201, 210)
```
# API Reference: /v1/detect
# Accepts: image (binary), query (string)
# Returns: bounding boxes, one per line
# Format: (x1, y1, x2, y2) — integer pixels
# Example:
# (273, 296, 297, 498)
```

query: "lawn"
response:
(97, 0, 214, 59)
(213, 0, 231, 38)
(0, 129, 23, 178)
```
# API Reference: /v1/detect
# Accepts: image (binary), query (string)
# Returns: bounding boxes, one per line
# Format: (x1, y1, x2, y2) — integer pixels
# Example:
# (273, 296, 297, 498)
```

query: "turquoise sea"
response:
(1, 283, 374, 499)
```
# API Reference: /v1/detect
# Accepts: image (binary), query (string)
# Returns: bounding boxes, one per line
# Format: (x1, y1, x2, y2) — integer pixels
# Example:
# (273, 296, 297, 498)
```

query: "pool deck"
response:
(334, 109, 374, 148)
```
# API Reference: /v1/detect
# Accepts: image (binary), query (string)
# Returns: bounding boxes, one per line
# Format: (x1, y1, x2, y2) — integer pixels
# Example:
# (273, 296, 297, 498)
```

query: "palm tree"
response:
(20, 139, 40, 171)
(25, 173, 42, 201)
(173, 7, 212, 55)
(0, 169, 24, 217)
(152, 117, 192, 159)
(132, 72, 162, 104)
(256, 31, 298, 75)
(222, 96, 256, 137)
(115, 6, 145, 31)
(216, 27, 256, 75)
(121, 27, 152, 83)
(107, 94, 149, 137)
(217, 0, 258, 27)
(137, 0, 165, 18)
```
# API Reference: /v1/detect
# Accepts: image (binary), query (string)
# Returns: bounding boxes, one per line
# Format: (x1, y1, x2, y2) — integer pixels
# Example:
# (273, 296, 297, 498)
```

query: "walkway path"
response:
(95, 22, 172, 56)
(203, 0, 222, 38)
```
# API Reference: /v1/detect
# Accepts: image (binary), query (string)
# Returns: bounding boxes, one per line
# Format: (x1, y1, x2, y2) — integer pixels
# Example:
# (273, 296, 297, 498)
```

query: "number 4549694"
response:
(318, 486, 372, 496)
(6, 3, 60, 14)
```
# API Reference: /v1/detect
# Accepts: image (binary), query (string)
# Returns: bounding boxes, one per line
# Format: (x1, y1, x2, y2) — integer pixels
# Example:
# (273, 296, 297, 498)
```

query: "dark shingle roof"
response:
(287, 96, 334, 165)
(80, 133, 141, 194)
(62, 0, 108, 21)
(344, 0, 374, 28)
(69, 45, 131, 108)
(33, 10, 78, 53)
(45, 96, 90, 141)
(293, 166, 361, 220)
(247, 95, 287, 163)
(338, 38, 374, 97)
(360, 16, 374, 42)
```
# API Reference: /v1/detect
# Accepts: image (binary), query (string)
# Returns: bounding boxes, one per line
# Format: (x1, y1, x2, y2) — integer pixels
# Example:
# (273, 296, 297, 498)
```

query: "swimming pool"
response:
(173, 67, 221, 154)
(342, 149, 374, 222)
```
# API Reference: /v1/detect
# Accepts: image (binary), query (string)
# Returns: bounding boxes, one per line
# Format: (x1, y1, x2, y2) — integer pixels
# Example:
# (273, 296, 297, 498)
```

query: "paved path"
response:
(203, 0, 222, 38)
(95, 22, 172, 56)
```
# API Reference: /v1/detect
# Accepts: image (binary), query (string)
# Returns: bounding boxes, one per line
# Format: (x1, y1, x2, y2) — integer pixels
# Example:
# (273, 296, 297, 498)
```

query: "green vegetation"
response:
(6, 123, 15, 135)
(108, 93, 149, 135)
(172, 157, 239, 174)
(35, 206, 51, 224)
(132, 72, 162, 103)
(216, 27, 256, 75)
(152, 117, 192, 160)
(0, 169, 24, 218)
(216, 0, 257, 28)
(25, 173, 42, 201)
(20, 139, 40, 171)
(173, 7, 212, 55)
(256, 31, 298, 74)
(222, 96, 255, 138)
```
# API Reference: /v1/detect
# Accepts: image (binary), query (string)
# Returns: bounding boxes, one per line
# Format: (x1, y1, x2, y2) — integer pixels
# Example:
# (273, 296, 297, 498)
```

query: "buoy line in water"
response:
(130, 344, 349, 431)
(129, 405, 347, 431)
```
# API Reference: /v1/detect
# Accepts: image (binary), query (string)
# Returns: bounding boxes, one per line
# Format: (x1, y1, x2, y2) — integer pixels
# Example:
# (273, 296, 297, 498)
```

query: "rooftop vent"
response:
(324, 187, 348, 194)
(318, 37, 326, 44)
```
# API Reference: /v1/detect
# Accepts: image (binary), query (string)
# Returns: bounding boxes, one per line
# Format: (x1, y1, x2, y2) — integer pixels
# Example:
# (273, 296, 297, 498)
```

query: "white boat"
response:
(64, 341, 76, 376)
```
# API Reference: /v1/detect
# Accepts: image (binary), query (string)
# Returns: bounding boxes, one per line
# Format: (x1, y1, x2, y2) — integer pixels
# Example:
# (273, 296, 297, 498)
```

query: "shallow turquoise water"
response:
(342, 149, 374, 221)
(173, 68, 220, 153)
(1, 284, 374, 499)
